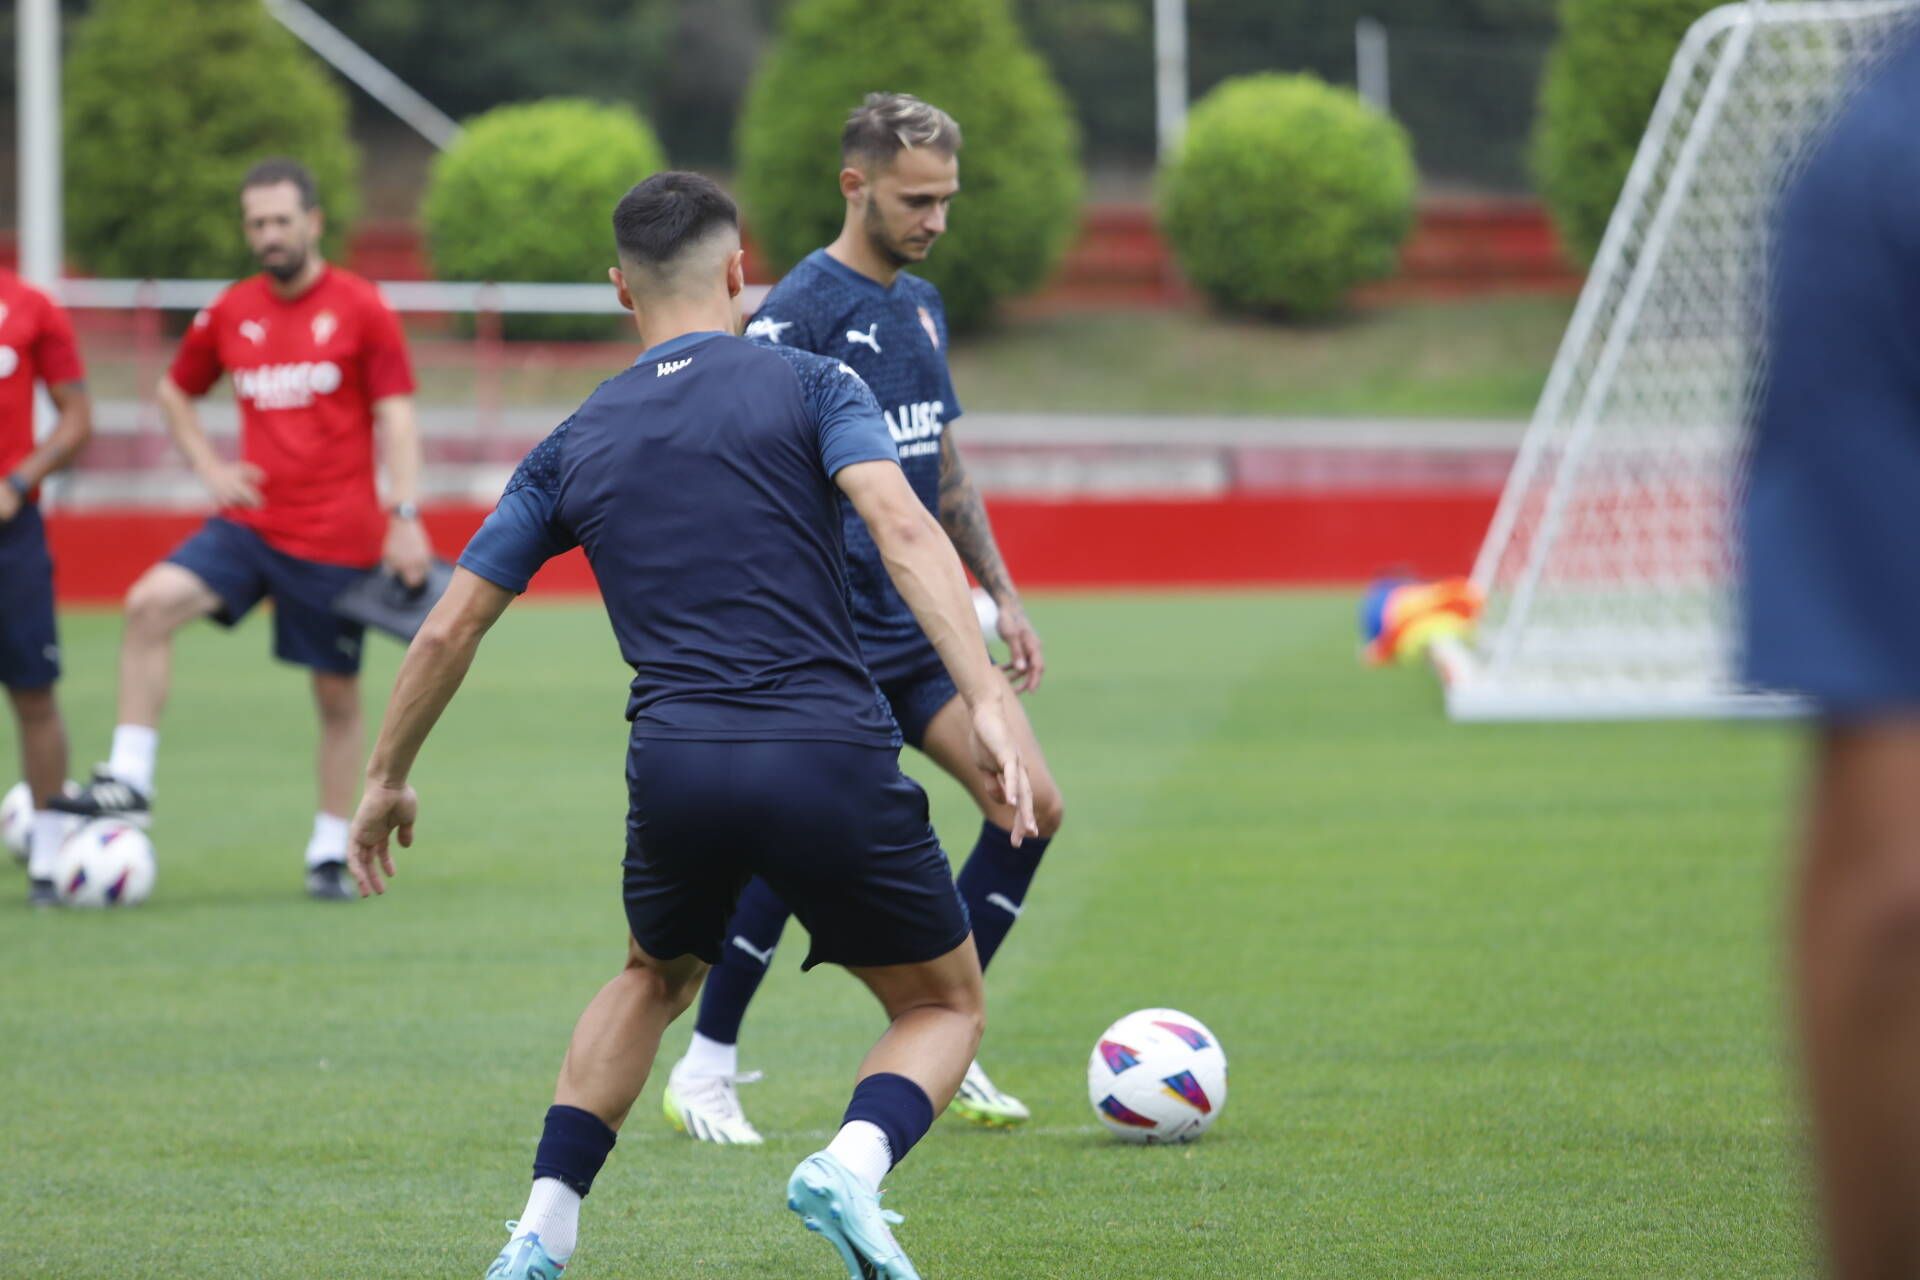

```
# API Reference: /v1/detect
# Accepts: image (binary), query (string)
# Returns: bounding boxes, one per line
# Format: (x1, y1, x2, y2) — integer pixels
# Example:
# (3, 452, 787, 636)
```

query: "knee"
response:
(8, 687, 56, 726)
(312, 677, 361, 728)
(123, 573, 181, 637)
(1032, 782, 1065, 840)
(625, 953, 707, 1016)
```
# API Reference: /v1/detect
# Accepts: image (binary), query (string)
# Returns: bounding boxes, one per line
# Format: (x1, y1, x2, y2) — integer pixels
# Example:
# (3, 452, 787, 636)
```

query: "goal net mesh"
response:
(1452, 0, 1920, 719)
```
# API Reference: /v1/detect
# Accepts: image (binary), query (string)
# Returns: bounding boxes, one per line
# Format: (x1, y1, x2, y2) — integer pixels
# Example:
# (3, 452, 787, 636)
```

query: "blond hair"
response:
(840, 92, 962, 166)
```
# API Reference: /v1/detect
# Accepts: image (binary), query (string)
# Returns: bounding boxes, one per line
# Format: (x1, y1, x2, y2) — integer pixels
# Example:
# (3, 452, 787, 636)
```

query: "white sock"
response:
(512, 1177, 580, 1262)
(680, 1032, 739, 1079)
(107, 725, 159, 795)
(305, 813, 350, 870)
(825, 1119, 892, 1191)
(27, 809, 78, 880)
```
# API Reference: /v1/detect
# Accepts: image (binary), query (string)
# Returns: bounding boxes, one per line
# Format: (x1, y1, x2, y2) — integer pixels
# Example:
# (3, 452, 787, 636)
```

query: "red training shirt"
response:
(169, 265, 415, 567)
(0, 271, 87, 486)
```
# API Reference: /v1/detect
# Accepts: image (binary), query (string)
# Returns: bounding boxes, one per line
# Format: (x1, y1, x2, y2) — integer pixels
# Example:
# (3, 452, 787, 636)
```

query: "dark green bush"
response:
(736, 0, 1082, 332)
(1158, 73, 1416, 318)
(423, 99, 666, 339)
(1533, 0, 1719, 264)
(64, 0, 358, 278)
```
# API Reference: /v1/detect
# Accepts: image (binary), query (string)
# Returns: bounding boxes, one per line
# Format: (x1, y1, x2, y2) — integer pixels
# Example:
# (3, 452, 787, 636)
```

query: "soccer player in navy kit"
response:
(1743, 28, 1920, 1279)
(345, 173, 1034, 1280)
(663, 92, 1065, 1140)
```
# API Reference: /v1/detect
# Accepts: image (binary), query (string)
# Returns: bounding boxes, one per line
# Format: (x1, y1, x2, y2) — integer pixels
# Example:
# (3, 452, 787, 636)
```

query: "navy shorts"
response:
(874, 652, 962, 751)
(0, 503, 59, 690)
(167, 518, 368, 676)
(623, 736, 970, 970)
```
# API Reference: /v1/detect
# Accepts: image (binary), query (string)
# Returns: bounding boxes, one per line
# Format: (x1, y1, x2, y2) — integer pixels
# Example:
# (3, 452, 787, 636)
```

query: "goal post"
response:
(1446, 0, 1920, 721)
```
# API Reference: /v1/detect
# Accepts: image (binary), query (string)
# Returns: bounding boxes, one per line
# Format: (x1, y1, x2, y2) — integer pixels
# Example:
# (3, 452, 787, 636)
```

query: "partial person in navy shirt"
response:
(344, 171, 1035, 1280)
(1742, 26, 1920, 1280)
(666, 91, 1067, 1141)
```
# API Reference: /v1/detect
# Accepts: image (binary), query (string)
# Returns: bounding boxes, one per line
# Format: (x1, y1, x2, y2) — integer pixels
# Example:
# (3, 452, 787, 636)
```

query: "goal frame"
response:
(1443, 0, 1920, 722)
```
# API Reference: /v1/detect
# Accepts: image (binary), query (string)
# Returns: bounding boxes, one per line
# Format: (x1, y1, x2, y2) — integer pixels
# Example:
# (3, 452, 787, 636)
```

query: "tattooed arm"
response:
(938, 429, 1045, 692)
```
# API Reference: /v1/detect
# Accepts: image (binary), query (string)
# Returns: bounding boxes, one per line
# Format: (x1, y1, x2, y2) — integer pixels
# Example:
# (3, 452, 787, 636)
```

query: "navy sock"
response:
(692, 877, 792, 1044)
(531, 1105, 617, 1197)
(843, 1072, 936, 1171)
(956, 821, 1050, 971)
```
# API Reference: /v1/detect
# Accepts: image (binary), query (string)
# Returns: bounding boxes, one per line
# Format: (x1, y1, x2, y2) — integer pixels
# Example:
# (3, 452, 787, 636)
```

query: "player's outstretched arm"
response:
(936, 430, 1043, 693)
(836, 459, 1038, 842)
(347, 568, 515, 896)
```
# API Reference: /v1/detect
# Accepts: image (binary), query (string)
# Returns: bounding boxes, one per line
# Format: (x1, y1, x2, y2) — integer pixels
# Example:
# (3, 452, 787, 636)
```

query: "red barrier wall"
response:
(44, 493, 1497, 603)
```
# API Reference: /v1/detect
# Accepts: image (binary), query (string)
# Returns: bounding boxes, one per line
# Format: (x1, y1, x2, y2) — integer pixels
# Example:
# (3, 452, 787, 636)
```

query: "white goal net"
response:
(1442, 0, 1920, 720)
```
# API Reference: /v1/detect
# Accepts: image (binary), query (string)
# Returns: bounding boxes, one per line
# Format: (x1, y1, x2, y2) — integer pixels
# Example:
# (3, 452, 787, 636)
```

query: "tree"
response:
(65, 0, 358, 279)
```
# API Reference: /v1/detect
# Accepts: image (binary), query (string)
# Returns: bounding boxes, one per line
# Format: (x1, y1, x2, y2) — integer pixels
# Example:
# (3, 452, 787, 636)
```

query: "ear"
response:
(725, 249, 746, 299)
(839, 165, 867, 203)
(609, 266, 636, 313)
(310, 207, 327, 240)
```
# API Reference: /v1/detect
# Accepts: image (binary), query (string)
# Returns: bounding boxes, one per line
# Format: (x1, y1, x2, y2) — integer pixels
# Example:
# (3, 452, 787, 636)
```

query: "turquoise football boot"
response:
(484, 1224, 566, 1278)
(786, 1152, 922, 1280)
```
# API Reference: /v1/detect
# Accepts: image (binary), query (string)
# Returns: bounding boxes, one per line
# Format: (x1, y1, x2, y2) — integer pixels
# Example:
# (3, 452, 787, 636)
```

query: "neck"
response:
(827, 223, 900, 288)
(267, 256, 325, 301)
(634, 296, 737, 352)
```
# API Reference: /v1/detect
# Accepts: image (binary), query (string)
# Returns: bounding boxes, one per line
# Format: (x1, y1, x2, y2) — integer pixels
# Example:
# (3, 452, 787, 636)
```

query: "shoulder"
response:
(760, 341, 864, 389)
(326, 268, 396, 314)
(189, 278, 257, 333)
(504, 414, 577, 499)
(899, 271, 945, 312)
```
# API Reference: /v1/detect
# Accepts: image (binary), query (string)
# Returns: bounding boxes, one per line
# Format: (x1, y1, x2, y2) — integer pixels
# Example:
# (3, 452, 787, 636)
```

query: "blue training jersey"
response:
(459, 330, 903, 747)
(746, 249, 962, 683)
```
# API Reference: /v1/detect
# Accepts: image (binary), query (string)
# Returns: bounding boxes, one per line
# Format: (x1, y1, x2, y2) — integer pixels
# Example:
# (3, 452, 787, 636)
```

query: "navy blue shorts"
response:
(166, 518, 368, 676)
(0, 503, 59, 690)
(623, 736, 970, 970)
(876, 655, 961, 751)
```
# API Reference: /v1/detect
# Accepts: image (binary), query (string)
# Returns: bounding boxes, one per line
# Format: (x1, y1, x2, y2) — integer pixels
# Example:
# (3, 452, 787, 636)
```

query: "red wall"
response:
(44, 492, 1497, 603)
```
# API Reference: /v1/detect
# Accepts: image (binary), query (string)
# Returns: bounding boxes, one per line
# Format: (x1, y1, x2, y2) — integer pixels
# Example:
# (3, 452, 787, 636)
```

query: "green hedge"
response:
(736, 0, 1081, 332)
(64, 0, 358, 279)
(423, 99, 666, 339)
(1533, 0, 1719, 264)
(1158, 74, 1415, 318)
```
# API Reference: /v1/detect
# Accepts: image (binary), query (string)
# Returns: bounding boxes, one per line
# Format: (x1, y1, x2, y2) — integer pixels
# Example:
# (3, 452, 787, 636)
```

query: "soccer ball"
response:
(1, 782, 29, 863)
(53, 819, 156, 908)
(1087, 1008, 1228, 1144)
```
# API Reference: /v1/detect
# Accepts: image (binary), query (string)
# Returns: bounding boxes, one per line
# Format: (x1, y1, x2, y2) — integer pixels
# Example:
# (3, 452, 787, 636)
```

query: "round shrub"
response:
(736, 0, 1082, 332)
(1533, 0, 1720, 265)
(1158, 74, 1416, 318)
(65, 0, 358, 279)
(424, 99, 667, 338)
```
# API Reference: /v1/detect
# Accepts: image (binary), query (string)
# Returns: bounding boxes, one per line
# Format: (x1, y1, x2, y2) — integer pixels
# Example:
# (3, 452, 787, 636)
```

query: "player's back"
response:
(542, 331, 898, 745)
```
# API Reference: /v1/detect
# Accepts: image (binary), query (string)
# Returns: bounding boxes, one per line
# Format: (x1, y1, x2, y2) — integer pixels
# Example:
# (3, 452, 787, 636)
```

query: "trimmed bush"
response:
(423, 99, 667, 338)
(737, 0, 1082, 332)
(1533, 0, 1719, 265)
(1158, 73, 1416, 318)
(64, 0, 358, 279)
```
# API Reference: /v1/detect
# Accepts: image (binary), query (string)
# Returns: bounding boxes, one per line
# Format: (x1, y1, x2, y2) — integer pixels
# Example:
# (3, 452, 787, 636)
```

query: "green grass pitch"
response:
(2, 592, 1812, 1277)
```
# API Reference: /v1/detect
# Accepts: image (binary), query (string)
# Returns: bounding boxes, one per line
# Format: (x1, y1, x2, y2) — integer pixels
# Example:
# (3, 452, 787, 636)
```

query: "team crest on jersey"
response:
(917, 305, 940, 350)
(311, 310, 338, 345)
(239, 319, 267, 346)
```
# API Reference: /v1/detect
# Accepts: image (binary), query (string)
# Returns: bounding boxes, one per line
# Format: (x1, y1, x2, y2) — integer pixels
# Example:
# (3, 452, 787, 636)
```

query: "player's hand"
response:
(996, 600, 1045, 694)
(970, 696, 1038, 845)
(0, 481, 19, 524)
(383, 516, 432, 589)
(347, 780, 417, 897)
(198, 460, 266, 509)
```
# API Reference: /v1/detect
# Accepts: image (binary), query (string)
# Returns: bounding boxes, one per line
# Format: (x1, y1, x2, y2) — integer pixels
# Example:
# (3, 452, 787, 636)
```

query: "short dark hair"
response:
(612, 171, 738, 270)
(240, 157, 320, 209)
(841, 93, 962, 167)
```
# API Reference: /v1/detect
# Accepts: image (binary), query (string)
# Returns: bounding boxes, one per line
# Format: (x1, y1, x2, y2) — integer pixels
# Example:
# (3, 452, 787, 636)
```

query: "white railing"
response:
(54, 278, 771, 315)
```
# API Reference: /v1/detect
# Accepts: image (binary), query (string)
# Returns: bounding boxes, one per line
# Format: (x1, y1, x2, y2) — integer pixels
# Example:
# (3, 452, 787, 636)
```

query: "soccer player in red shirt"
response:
(54, 158, 432, 901)
(0, 269, 94, 906)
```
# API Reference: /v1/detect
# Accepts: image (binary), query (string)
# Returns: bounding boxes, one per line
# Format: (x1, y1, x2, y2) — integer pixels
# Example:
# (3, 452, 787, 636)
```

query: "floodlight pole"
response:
(18, 0, 62, 286)
(1154, 0, 1189, 159)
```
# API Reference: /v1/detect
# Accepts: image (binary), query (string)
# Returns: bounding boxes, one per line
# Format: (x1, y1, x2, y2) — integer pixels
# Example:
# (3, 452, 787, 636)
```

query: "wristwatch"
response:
(389, 501, 421, 521)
